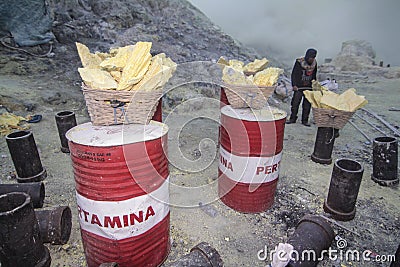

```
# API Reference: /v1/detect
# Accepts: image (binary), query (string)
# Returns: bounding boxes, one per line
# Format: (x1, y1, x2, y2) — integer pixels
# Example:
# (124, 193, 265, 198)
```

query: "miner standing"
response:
(286, 48, 318, 126)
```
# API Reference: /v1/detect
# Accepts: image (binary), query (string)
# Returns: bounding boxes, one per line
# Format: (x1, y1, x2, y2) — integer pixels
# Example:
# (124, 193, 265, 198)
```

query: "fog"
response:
(187, 0, 400, 67)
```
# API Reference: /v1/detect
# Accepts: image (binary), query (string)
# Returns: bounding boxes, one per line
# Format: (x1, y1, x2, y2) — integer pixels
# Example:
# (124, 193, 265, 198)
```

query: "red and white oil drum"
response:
(66, 121, 170, 267)
(218, 106, 287, 213)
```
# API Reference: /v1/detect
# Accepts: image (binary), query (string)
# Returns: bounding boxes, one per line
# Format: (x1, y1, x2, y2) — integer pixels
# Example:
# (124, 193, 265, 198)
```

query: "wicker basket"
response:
(312, 107, 355, 129)
(82, 84, 162, 125)
(222, 84, 275, 109)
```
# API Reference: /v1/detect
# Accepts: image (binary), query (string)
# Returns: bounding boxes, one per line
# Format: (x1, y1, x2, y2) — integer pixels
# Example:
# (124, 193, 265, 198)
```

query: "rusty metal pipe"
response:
(0, 182, 45, 208)
(372, 136, 399, 186)
(5, 130, 47, 182)
(55, 111, 77, 153)
(169, 242, 223, 267)
(35, 206, 72, 245)
(311, 127, 336, 164)
(287, 215, 335, 267)
(0, 192, 51, 267)
(324, 159, 364, 221)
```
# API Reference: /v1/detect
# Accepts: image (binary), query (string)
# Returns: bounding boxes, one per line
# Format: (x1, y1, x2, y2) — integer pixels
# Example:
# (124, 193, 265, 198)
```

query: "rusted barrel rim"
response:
(335, 158, 363, 173)
(6, 130, 32, 140)
(373, 136, 397, 144)
(0, 192, 31, 217)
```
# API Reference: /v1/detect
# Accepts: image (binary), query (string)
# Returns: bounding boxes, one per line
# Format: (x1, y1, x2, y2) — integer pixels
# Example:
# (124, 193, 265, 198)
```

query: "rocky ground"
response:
(1, 0, 400, 266)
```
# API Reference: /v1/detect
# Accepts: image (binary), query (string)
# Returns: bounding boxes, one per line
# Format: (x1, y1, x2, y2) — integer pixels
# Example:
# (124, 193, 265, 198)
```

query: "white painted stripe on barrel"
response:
(219, 146, 281, 184)
(76, 178, 169, 240)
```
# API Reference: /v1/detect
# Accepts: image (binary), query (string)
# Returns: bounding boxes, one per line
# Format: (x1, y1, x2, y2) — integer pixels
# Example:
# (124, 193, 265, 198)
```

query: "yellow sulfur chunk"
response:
(109, 47, 120, 56)
(158, 53, 177, 72)
(110, 70, 122, 83)
(159, 53, 177, 85)
(304, 91, 323, 108)
(78, 68, 118, 90)
(312, 80, 328, 92)
(94, 51, 110, 61)
(131, 54, 163, 92)
(222, 66, 253, 86)
(0, 113, 29, 136)
(76, 42, 102, 69)
(253, 67, 283, 86)
(338, 88, 368, 112)
(217, 56, 230, 66)
(243, 58, 269, 73)
(228, 59, 244, 71)
(320, 91, 345, 110)
(117, 42, 152, 90)
(100, 45, 136, 71)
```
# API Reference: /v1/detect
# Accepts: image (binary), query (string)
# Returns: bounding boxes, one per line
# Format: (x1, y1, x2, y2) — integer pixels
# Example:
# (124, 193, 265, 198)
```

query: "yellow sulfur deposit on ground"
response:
(76, 41, 176, 91)
(0, 112, 29, 136)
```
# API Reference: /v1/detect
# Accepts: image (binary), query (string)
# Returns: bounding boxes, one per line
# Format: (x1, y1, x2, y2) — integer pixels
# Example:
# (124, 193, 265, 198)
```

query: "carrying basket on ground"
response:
(222, 83, 275, 109)
(82, 84, 162, 125)
(312, 107, 355, 129)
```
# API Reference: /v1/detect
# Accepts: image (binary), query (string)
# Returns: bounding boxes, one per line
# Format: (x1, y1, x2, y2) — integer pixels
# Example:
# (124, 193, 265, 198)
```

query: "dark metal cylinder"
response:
(169, 242, 223, 267)
(287, 215, 335, 267)
(311, 127, 336, 164)
(5, 130, 47, 182)
(372, 136, 399, 186)
(0, 182, 45, 208)
(55, 111, 77, 153)
(0, 192, 51, 267)
(35, 206, 72, 245)
(324, 158, 364, 221)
